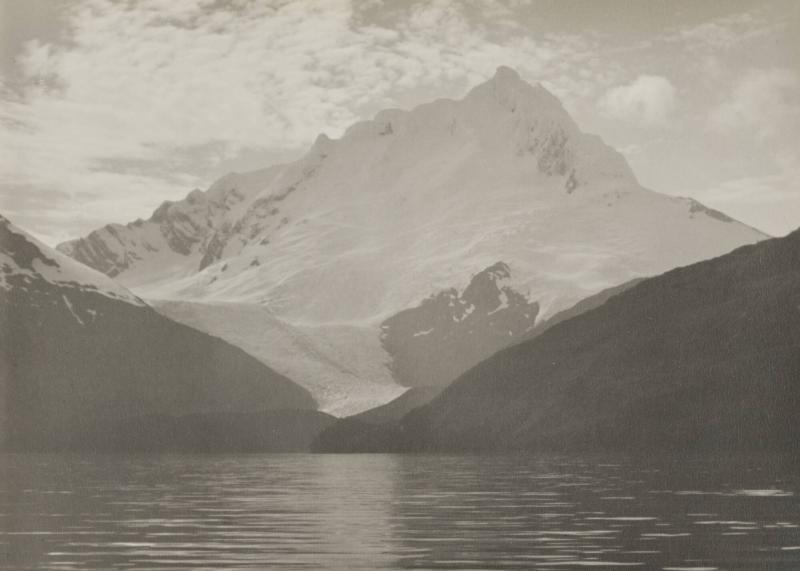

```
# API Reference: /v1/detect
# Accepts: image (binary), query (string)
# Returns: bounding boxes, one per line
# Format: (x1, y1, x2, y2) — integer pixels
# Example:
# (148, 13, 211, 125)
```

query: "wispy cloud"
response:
(708, 68, 800, 141)
(599, 75, 677, 127)
(662, 10, 778, 50)
(689, 171, 800, 236)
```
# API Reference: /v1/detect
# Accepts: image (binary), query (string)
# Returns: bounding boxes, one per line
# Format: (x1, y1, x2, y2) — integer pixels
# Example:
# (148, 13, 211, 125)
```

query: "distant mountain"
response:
(0, 214, 317, 451)
(59, 66, 767, 414)
(341, 229, 800, 453)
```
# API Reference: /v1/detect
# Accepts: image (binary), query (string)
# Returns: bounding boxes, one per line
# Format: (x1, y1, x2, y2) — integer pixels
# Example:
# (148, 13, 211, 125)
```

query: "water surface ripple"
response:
(0, 454, 798, 570)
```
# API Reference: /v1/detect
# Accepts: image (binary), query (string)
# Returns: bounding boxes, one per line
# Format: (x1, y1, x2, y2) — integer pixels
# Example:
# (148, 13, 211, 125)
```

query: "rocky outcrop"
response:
(381, 262, 539, 387)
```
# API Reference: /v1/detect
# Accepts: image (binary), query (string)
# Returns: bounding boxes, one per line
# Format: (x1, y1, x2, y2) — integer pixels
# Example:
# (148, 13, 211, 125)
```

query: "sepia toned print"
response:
(1, 1, 799, 568)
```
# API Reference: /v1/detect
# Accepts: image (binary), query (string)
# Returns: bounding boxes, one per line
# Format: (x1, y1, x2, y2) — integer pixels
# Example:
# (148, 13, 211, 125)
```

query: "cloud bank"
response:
(709, 68, 800, 141)
(600, 75, 677, 127)
(1, 0, 799, 240)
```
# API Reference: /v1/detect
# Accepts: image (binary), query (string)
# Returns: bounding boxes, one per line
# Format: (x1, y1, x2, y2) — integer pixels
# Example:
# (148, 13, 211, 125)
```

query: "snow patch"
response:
(413, 328, 434, 337)
(734, 489, 793, 497)
(487, 290, 509, 315)
(62, 295, 85, 325)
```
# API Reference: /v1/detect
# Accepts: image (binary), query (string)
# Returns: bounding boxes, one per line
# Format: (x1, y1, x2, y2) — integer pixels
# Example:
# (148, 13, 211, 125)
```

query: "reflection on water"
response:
(0, 454, 798, 569)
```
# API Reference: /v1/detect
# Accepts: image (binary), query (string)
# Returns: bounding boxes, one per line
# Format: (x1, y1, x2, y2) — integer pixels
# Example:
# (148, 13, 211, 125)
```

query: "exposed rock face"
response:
(56, 166, 285, 281)
(198, 231, 227, 271)
(0, 214, 316, 450)
(381, 262, 539, 387)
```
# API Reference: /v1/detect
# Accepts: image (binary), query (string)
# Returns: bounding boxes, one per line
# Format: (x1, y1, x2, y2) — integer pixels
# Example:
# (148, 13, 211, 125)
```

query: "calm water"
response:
(0, 454, 798, 570)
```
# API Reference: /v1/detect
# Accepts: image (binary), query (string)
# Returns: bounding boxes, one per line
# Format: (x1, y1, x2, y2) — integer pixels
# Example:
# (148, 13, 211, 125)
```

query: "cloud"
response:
(695, 174, 793, 206)
(690, 171, 800, 237)
(698, 66, 800, 237)
(599, 75, 676, 126)
(709, 68, 800, 141)
(664, 11, 775, 50)
(1, 0, 612, 243)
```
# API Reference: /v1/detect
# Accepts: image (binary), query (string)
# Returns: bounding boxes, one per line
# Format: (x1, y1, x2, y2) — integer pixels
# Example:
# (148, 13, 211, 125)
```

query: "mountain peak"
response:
(468, 65, 566, 118)
(493, 65, 522, 83)
(490, 66, 549, 96)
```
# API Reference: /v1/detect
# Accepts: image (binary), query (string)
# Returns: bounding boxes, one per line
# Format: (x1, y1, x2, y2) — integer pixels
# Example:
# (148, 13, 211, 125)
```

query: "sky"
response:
(1, 0, 799, 245)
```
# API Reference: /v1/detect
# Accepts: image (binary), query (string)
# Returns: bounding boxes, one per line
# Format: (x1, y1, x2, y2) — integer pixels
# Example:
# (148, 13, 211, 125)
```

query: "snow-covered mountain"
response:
(58, 66, 767, 415)
(0, 214, 316, 450)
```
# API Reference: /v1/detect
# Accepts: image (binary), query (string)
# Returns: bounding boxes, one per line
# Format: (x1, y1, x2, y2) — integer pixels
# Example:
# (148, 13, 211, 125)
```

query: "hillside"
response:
(0, 215, 317, 450)
(318, 230, 800, 452)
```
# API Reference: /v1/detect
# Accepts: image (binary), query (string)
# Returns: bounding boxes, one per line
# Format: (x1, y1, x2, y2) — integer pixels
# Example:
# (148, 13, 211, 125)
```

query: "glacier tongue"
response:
(152, 300, 405, 417)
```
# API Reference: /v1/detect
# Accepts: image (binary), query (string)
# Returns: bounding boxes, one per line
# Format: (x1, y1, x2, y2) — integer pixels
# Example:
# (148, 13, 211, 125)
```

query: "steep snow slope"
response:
(2, 217, 143, 306)
(59, 67, 767, 412)
(0, 214, 316, 450)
